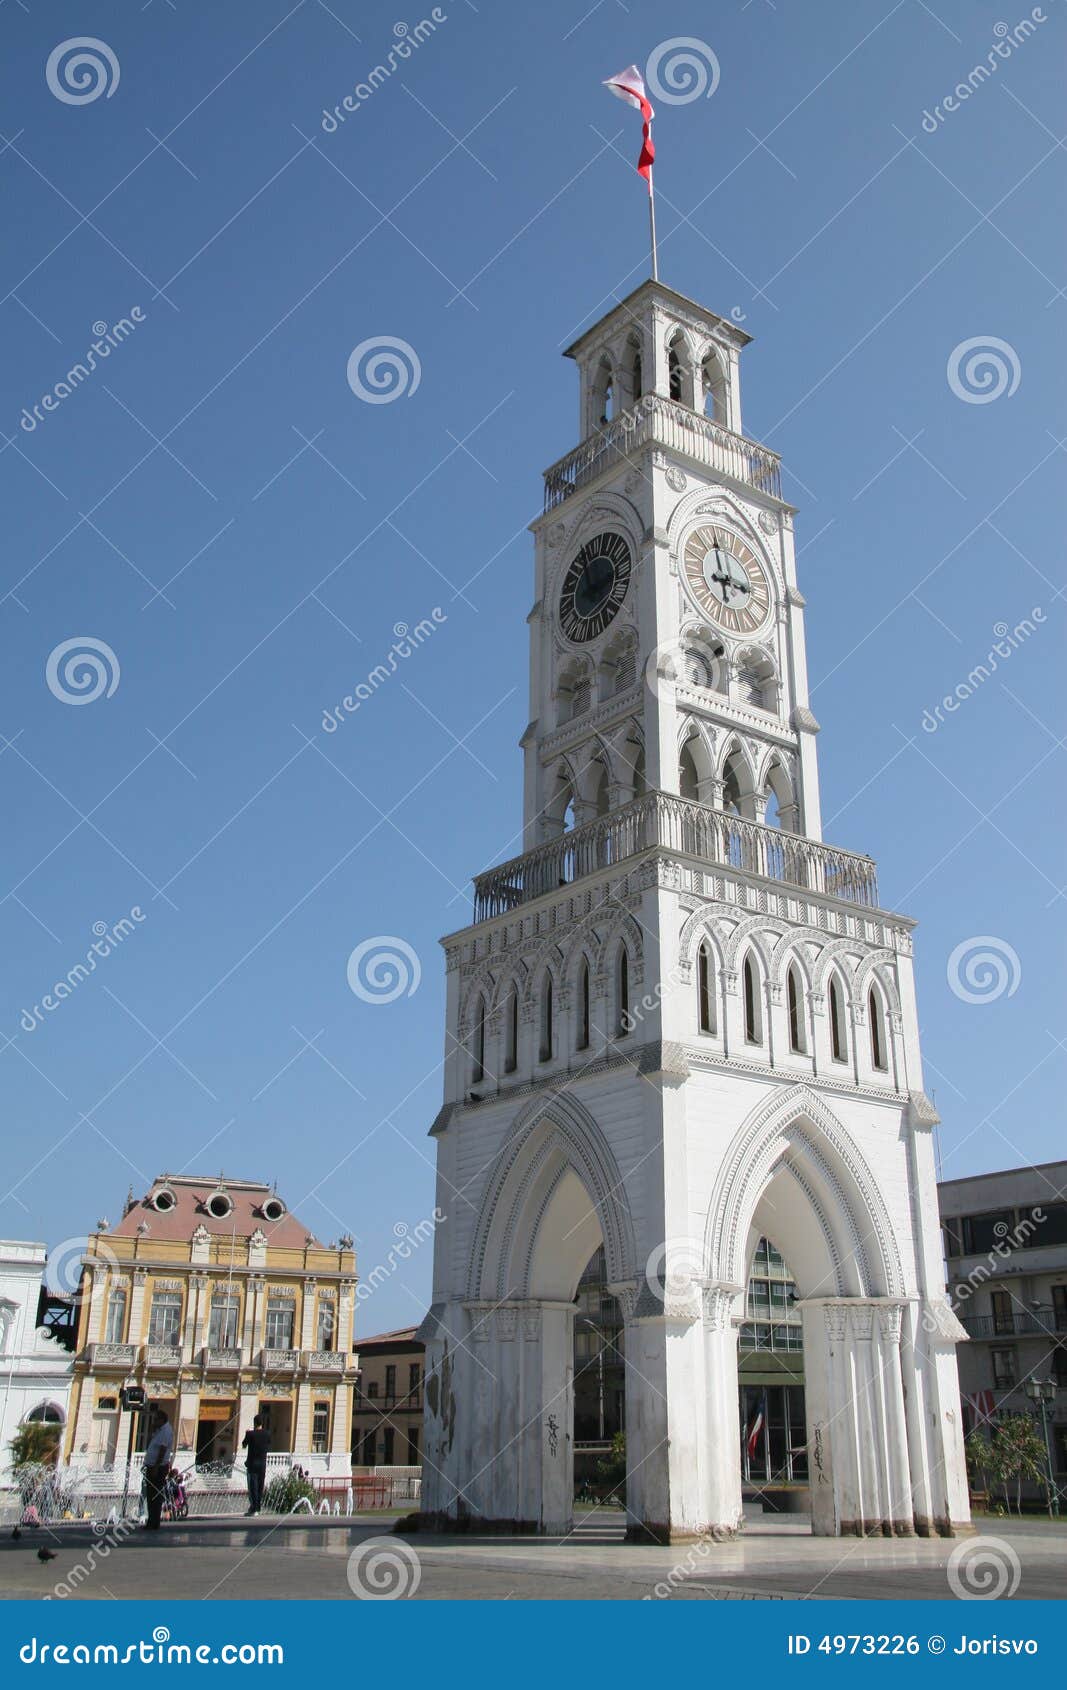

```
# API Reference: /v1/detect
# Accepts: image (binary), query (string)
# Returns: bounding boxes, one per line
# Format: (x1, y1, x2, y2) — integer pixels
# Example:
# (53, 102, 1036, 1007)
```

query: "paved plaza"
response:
(1, 1510, 1063, 1602)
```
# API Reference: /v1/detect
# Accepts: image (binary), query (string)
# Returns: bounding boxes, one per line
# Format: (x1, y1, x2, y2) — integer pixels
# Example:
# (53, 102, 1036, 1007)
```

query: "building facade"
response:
(351, 1328, 423, 1467)
(940, 1161, 1067, 1486)
(65, 1176, 357, 1477)
(0, 1242, 74, 1483)
(419, 279, 970, 1542)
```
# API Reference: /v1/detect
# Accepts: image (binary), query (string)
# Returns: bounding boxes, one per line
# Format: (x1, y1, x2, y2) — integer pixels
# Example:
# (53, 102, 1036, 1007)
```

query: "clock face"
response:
(558, 531, 632, 643)
(682, 525, 771, 635)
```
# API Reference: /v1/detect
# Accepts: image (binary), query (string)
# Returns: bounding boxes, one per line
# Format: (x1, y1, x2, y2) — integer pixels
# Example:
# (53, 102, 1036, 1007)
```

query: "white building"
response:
(0, 1241, 73, 1484)
(419, 279, 971, 1542)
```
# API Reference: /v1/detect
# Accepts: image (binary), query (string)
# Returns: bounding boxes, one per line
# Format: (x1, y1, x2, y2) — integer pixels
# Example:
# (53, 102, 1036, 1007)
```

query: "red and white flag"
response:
(746, 1407, 765, 1458)
(603, 64, 655, 189)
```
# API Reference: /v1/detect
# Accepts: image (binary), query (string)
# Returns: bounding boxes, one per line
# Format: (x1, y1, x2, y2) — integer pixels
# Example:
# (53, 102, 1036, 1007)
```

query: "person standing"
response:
(142, 1412, 173, 1531)
(241, 1414, 270, 1516)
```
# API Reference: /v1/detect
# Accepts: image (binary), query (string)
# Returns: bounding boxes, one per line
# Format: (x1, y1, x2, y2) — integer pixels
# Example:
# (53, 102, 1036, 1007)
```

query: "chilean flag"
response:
(746, 1404, 765, 1458)
(603, 65, 655, 188)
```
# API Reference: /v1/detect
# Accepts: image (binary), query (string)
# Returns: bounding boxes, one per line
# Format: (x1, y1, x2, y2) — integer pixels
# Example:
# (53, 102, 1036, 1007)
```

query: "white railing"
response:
(543, 395, 782, 511)
(473, 790, 880, 922)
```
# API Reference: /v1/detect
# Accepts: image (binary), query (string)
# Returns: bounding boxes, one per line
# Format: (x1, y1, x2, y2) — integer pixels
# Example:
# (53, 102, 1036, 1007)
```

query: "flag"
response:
(746, 1404, 765, 1458)
(603, 65, 655, 188)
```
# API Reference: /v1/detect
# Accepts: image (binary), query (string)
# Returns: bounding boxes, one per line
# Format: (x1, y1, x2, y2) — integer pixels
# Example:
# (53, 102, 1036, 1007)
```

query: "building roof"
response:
(562, 278, 754, 360)
(106, 1174, 323, 1249)
(937, 1160, 1067, 1192)
(356, 1326, 421, 1347)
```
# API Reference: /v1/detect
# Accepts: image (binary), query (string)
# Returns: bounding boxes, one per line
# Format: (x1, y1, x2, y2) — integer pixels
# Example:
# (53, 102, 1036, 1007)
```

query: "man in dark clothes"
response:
(241, 1414, 270, 1515)
(142, 1412, 173, 1531)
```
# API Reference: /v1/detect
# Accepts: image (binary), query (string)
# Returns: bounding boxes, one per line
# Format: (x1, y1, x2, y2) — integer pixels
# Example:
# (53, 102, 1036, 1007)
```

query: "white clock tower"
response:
(419, 280, 971, 1544)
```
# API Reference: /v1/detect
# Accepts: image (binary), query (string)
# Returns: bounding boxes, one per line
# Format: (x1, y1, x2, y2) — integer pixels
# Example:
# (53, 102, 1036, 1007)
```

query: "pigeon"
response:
(36, 1548, 56, 1563)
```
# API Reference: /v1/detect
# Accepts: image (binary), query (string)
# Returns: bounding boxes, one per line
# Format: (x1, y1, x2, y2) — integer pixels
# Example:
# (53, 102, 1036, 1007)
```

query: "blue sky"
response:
(1, 0, 1063, 1335)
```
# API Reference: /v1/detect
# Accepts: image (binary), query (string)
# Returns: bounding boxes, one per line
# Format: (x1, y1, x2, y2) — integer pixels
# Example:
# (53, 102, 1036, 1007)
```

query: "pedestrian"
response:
(241, 1414, 270, 1516)
(142, 1411, 173, 1532)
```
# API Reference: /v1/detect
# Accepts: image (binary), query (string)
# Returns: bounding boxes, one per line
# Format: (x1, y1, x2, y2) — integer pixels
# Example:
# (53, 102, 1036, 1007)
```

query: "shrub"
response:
(261, 1468, 317, 1515)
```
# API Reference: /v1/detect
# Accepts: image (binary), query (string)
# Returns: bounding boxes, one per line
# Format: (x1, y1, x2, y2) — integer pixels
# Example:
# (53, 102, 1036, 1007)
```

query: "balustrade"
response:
(543, 395, 782, 511)
(473, 791, 879, 922)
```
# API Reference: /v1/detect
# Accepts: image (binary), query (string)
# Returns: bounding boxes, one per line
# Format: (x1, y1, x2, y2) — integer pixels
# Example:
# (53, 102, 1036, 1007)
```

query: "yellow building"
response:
(65, 1175, 357, 1478)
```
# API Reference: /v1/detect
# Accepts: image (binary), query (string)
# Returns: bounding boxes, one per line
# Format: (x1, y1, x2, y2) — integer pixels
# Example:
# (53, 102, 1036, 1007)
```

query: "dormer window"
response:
(206, 1190, 233, 1220)
(152, 1187, 176, 1214)
(262, 1196, 286, 1223)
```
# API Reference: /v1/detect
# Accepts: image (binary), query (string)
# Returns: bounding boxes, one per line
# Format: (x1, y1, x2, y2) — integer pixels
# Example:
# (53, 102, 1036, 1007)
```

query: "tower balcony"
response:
(473, 791, 878, 923)
(542, 395, 782, 512)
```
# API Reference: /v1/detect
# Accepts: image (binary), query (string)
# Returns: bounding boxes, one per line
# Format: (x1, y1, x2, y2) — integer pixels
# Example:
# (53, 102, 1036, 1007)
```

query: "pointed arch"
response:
(828, 970, 849, 1063)
(467, 1091, 638, 1301)
(786, 962, 806, 1054)
(742, 950, 763, 1044)
(470, 993, 487, 1083)
(577, 954, 592, 1051)
(705, 1084, 906, 1299)
(696, 937, 716, 1034)
(503, 980, 519, 1073)
(538, 969, 554, 1063)
(867, 982, 889, 1072)
(700, 343, 729, 424)
(592, 908, 643, 984)
(721, 914, 783, 975)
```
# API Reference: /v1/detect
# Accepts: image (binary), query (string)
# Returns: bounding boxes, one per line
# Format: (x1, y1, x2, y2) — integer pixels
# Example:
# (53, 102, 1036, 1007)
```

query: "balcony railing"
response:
(200, 1346, 241, 1368)
(84, 1342, 136, 1368)
(473, 791, 879, 923)
(260, 1347, 299, 1372)
(305, 1349, 347, 1372)
(543, 395, 782, 512)
(960, 1313, 1053, 1340)
(143, 1343, 181, 1367)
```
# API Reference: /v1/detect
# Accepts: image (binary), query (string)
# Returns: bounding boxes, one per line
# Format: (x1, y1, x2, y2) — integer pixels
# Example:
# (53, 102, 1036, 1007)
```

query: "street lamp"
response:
(1025, 1377, 1059, 1518)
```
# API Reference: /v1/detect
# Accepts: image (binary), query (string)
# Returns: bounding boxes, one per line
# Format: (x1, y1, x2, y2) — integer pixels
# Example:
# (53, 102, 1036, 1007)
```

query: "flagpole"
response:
(648, 174, 659, 282)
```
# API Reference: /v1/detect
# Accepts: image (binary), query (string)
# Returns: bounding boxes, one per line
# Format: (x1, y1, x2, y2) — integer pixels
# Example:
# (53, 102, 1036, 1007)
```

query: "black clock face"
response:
(558, 532, 632, 643)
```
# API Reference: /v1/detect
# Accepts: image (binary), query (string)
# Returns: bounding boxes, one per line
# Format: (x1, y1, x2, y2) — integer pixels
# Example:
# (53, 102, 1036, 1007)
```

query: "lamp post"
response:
(1025, 1377, 1059, 1518)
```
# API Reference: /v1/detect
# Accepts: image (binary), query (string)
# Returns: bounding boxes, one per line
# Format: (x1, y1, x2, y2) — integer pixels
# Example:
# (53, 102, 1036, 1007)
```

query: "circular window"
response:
(206, 1191, 232, 1220)
(153, 1188, 176, 1213)
(262, 1198, 286, 1223)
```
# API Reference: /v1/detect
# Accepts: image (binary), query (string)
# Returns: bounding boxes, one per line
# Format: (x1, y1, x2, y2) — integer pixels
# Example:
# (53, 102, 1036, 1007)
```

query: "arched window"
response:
(697, 941, 714, 1034)
(631, 349, 643, 401)
(829, 974, 848, 1063)
(679, 741, 700, 802)
(668, 341, 683, 401)
(869, 986, 888, 1071)
(787, 966, 805, 1054)
(616, 946, 630, 1035)
(471, 995, 486, 1084)
(701, 348, 728, 424)
(592, 356, 614, 427)
(539, 974, 554, 1063)
(743, 954, 761, 1044)
(26, 1402, 65, 1425)
(104, 1287, 127, 1344)
(504, 986, 518, 1073)
(577, 959, 591, 1051)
